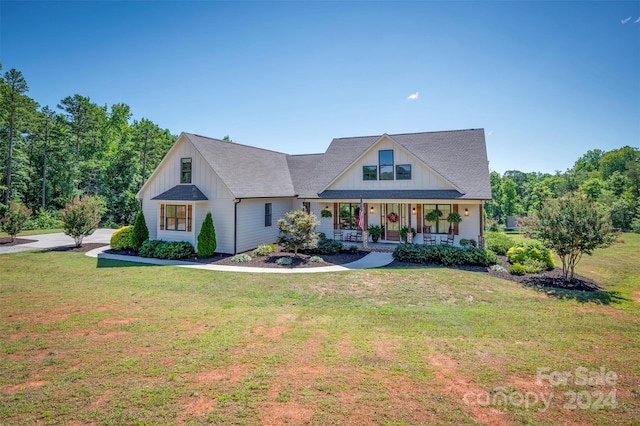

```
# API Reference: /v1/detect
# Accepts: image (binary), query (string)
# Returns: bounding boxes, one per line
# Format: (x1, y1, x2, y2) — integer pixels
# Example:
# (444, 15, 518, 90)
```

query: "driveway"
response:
(0, 229, 116, 255)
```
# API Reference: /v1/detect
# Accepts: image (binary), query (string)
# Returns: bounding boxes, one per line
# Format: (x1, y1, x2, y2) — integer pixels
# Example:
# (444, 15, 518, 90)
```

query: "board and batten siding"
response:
(235, 198, 297, 253)
(139, 135, 236, 253)
(327, 136, 455, 191)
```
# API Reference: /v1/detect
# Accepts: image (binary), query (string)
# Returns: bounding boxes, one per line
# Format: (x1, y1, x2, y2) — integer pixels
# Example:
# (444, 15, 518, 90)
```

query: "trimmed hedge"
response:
(304, 236, 342, 255)
(392, 243, 498, 266)
(139, 240, 194, 260)
(110, 226, 135, 250)
(485, 232, 515, 255)
(253, 243, 276, 257)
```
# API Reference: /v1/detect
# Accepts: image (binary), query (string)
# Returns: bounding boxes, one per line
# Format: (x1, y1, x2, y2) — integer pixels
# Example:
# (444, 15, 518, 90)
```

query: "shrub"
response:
(110, 226, 135, 250)
(342, 245, 359, 254)
(490, 264, 508, 273)
(30, 208, 62, 230)
(1, 202, 32, 242)
(197, 212, 217, 257)
(306, 236, 342, 255)
(506, 240, 554, 269)
(459, 239, 477, 248)
(231, 253, 252, 263)
(509, 263, 528, 275)
(276, 256, 293, 265)
(392, 243, 497, 266)
(60, 196, 105, 247)
(485, 232, 515, 255)
(139, 240, 163, 258)
(523, 258, 546, 274)
(253, 243, 275, 257)
(139, 240, 194, 260)
(132, 211, 149, 250)
(309, 255, 323, 263)
(630, 218, 640, 234)
(277, 209, 320, 256)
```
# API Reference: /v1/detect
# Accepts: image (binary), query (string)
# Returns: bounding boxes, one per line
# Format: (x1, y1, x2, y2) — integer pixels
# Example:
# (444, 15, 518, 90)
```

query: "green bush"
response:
(509, 263, 528, 275)
(506, 240, 554, 269)
(485, 232, 515, 255)
(253, 243, 275, 257)
(197, 212, 217, 257)
(392, 243, 497, 266)
(306, 236, 342, 255)
(139, 240, 194, 260)
(231, 253, 252, 263)
(342, 245, 359, 254)
(309, 255, 323, 263)
(490, 264, 508, 273)
(60, 196, 105, 247)
(1, 202, 32, 241)
(459, 239, 477, 248)
(276, 256, 293, 265)
(26, 209, 62, 230)
(110, 226, 135, 250)
(523, 258, 546, 274)
(132, 211, 149, 250)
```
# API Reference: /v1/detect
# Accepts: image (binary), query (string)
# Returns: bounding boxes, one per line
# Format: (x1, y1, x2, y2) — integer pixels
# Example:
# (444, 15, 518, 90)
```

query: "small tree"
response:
(277, 209, 320, 256)
(527, 192, 618, 282)
(60, 196, 105, 247)
(132, 211, 149, 250)
(1, 202, 32, 242)
(197, 212, 217, 257)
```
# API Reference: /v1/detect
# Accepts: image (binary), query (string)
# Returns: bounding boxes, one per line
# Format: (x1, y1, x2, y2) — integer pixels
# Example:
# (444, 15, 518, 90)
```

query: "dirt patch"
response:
(336, 334, 354, 359)
(2, 380, 48, 393)
(98, 318, 140, 326)
(0, 237, 37, 246)
(261, 402, 315, 425)
(179, 393, 216, 419)
(427, 353, 514, 426)
(372, 336, 400, 362)
(276, 313, 297, 323)
(254, 325, 289, 340)
(633, 289, 640, 303)
(43, 243, 109, 253)
(196, 363, 253, 384)
(106, 244, 368, 269)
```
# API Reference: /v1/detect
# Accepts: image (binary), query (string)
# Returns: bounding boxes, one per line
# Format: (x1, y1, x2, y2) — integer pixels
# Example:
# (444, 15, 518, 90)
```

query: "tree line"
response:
(0, 64, 175, 227)
(485, 146, 640, 232)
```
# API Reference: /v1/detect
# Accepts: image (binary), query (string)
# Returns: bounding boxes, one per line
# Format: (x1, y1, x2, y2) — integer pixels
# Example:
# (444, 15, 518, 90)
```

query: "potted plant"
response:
(424, 209, 442, 230)
(399, 226, 417, 242)
(447, 211, 463, 233)
(320, 209, 332, 218)
(367, 225, 383, 243)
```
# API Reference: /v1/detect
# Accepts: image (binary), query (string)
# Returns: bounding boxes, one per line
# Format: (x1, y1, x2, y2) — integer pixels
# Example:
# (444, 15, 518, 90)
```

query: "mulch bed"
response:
(44, 243, 109, 253)
(387, 254, 602, 292)
(0, 237, 37, 246)
(106, 245, 369, 269)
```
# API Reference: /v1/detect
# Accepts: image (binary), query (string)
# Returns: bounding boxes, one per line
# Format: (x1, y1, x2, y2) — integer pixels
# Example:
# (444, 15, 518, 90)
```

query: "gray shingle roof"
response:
(184, 133, 296, 198)
(293, 129, 491, 200)
(152, 185, 209, 201)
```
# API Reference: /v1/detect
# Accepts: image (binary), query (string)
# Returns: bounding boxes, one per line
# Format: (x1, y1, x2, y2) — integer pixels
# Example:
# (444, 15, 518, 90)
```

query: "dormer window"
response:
(181, 158, 192, 184)
(379, 150, 394, 180)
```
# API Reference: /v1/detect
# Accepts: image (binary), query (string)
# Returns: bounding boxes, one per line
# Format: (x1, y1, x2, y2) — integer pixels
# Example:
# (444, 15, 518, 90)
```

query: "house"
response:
(136, 129, 492, 254)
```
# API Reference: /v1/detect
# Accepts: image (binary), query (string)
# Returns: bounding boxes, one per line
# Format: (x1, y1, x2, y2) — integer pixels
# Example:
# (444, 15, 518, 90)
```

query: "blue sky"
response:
(1, 1, 639, 175)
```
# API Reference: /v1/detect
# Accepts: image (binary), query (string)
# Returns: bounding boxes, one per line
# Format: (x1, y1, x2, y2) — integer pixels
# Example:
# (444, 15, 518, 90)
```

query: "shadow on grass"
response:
(96, 257, 155, 268)
(538, 288, 629, 305)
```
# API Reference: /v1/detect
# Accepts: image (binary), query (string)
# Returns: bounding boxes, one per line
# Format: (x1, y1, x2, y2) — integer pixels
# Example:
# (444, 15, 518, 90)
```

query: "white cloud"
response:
(487, 130, 494, 136)
(407, 92, 419, 100)
(635, 17, 640, 23)
(621, 16, 632, 24)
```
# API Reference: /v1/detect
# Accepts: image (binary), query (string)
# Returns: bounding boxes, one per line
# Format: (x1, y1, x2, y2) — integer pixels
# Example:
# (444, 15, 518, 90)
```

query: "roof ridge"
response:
(331, 128, 484, 141)
(188, 133, 290, 156)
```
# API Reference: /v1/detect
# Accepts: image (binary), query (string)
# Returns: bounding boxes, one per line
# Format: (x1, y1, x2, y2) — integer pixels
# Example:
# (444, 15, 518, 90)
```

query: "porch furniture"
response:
(422, 226, 437, 245)
(333, 228, 343, 241)
(441, 231, 455, 246)
(344, 230, 363, 243)
(477, 235, 485, 249)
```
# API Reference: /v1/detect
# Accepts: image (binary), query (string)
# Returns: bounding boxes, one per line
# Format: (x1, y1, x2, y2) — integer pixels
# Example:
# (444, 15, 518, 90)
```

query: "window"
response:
(379, 150, 394, 180)
(265, 203, 272, 227)
(396, 164, 411, 180)
(423, 204, 451, 234)
(181, 158, 192, 184)
(166, 204, 187, 231)
(339, 203, 361, 230)
(363, 165, 377, 181)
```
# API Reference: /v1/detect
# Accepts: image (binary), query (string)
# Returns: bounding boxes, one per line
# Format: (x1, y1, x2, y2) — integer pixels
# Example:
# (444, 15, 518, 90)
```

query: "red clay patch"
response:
(98, 318, 140, 326)
(254, 325, 288, 340)
(197, 363, 253, 384)
(2, 380, 48, 393)
(179, 393, 216, 420)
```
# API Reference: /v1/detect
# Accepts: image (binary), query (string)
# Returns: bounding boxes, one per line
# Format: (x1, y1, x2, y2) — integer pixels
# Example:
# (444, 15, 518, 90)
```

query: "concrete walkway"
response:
(0, 229, 116, 255)
(87, 246, 394, 274)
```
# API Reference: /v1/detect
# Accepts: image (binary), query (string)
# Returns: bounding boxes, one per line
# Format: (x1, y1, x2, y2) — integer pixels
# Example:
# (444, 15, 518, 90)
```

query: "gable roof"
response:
(292, 129, 491, 200)
(152, 185, 208, 201)
(184, 133, 297, 198)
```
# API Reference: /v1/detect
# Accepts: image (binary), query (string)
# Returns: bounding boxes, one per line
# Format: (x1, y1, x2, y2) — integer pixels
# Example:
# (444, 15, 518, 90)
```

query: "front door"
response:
(385, 203, 401, 241)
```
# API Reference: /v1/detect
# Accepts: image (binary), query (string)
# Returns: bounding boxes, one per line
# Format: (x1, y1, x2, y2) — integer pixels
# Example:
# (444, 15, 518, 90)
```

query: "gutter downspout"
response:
(234, 198, 242, 254)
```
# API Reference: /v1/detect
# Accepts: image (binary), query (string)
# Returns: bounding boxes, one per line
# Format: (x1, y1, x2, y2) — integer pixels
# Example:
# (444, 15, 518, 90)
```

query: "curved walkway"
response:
(86, 246, 394, 274)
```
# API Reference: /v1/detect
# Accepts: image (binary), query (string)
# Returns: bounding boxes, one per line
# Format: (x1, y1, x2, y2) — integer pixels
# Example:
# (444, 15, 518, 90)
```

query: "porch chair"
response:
(422, 226, 437, 245)
(442, 230, 455, 246)
(477, 235, 485, 249)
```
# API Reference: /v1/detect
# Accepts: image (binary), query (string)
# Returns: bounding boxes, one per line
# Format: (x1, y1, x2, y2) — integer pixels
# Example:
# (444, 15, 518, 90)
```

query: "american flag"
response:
(358, 198, 365, 230)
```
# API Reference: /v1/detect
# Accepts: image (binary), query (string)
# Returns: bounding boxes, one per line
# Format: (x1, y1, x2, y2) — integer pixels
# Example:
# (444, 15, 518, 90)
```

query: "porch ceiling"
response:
(317, 189, 465, 199)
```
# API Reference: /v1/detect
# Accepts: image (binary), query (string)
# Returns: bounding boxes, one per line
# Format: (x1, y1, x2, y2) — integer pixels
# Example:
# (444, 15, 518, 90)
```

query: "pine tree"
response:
(132, 210, 149, 250)
(197, 212, 216, 257)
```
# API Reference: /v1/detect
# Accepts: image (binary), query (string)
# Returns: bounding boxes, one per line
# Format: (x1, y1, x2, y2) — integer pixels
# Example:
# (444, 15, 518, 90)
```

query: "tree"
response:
(197, 212, 217, 257)
(277, 209, 320, 256)
(500, 178, 520, 219)
(528, 193, 617, 282)
(60, 196, 105, 247)
(132, 210, 149, 250)
(1, 201, 31, 242)
(1, 69, 32, 204)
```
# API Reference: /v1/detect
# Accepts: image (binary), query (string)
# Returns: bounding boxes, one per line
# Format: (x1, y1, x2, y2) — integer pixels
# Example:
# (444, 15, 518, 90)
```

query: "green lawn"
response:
(1, 234, 638, 425)
(0, 228, 63, 238)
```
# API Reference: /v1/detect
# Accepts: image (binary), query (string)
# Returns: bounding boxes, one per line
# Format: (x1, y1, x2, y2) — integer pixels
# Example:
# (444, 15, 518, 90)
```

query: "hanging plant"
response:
(387, 212, 399, 223)
(321, 209, 332, 218)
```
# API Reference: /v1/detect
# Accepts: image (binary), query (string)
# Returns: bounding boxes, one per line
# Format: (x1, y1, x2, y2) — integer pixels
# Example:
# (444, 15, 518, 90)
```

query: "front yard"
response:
(1, 234, 639, 425)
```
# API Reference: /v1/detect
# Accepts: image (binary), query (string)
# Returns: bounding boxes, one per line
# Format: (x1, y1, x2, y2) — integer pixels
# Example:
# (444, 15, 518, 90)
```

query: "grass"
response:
(0, 234, 639, 424)
(0, 228, 63, 238)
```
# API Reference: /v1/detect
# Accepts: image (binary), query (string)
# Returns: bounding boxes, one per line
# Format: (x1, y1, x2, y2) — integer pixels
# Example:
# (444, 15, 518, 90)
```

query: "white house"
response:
(136, 129, 492, 254)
